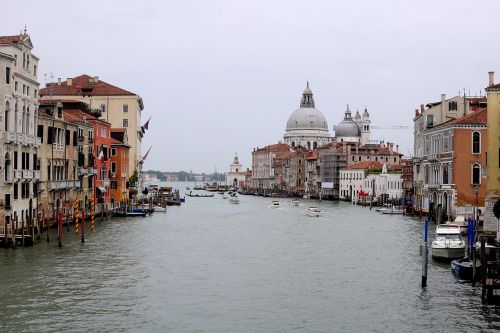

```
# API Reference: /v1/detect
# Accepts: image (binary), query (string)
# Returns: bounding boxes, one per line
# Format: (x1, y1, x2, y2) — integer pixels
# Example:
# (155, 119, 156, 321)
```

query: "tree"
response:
(129, 170, 138, 187)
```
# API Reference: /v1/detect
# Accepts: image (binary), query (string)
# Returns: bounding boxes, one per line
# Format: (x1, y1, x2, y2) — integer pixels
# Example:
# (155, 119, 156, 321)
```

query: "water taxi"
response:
(306, 207, 322, 217)
(431, 224, 466, 260)
(270, 200, 280, 208)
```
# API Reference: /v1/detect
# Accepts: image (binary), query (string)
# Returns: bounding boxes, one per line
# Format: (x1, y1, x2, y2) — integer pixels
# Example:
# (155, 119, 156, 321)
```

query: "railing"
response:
(3, 131, 16, 143)
(14, 170, 22, 180)
(34, 171, 41, 179)
(52, 143, 64, 151)
(16, 133, 25, 145)
(48, 180, 81, 190)
(22, 170, 33, 179)
(35, 137, 41, 147)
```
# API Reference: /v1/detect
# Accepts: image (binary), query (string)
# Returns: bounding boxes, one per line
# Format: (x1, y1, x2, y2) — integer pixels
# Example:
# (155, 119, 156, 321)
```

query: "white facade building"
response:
(0, 32, 41, 227)
(283, 82, 331, 150)
(339, 168, 368, 201)
(364, 164, 403, 199)
(225, 153, 247, 188)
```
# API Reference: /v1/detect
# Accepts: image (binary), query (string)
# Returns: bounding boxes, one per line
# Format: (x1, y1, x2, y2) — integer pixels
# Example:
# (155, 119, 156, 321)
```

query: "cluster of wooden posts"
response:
(0, 195, 105, 249)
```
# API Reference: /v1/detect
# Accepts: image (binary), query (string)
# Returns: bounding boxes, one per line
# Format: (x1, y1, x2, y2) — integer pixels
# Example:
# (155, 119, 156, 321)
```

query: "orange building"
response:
(110, 129, 130, 204)
(451, 109, 487, 209)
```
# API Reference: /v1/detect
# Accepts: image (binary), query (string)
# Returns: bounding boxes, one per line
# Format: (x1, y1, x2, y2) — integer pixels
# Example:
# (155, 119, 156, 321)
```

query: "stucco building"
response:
(0, 32, 40, 229)
(39, 75, 144, 176)
(110, 129, 130, 204)
(225, 153, 247, 188)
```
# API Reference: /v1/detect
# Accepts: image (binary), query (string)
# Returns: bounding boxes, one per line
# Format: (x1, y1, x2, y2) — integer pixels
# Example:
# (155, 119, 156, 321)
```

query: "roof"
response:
(39, 74, 137, 97)
(63, 109, 98, 126)
(448, 109, 487, 126)
(0, 34, 28, 45)
(346, 161, 383, 170)
(110, 137, 130, 147)
(306, 151, 318, 160)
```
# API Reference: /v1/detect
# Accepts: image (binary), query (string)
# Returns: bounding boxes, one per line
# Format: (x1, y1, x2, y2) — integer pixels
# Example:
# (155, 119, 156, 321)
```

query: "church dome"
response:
(286, 82, 328, 131)
(334, 105, 361, 138)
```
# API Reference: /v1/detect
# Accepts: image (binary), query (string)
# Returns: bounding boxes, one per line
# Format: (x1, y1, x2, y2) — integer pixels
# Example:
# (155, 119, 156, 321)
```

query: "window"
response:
(13, 183, 18, 199)
(123, 104, 128, 113)
(472, 131, 480, 154)
(15, 81, 18, 91)
(111, 148, 117, 156)
(5, 67, 10, 84)
(111, 181, 117, 189)
(449, 101, 458, 111)
(123, 119, 128, 127)
(34, 65, 37, 76)
(427, 115, 434, 128)
(100, 104, 106, 113)
(111, 162, 116, 173)
(472, 164, 480, 185)
(26, 87, 29, 96)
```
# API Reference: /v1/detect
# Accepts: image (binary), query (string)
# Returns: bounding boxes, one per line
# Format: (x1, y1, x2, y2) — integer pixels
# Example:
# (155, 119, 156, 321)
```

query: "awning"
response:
(97, 186, 106, 192)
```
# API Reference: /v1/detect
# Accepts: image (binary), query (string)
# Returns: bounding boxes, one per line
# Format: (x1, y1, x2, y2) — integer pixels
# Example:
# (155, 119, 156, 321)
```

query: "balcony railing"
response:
(52, 143, 64, 151)
(35, 137, 41, 147)
(48, 180, 81, 190)
(34, 170, 41, 179)
(22, 170, 33, 180)
(14, 170, 22, 180)
(3, 131, 16, 143)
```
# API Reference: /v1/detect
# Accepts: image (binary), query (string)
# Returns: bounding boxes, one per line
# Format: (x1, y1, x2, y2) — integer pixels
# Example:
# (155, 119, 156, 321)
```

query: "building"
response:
(415, 108, 487, 220)
(225, 153, 247, 188)
(339, 161, 382, 201)
(110, 129, 130, 205)
(39, 74, 144, 176)
(36, 100, 82, 217)
(333, 105, 371, 145)
(401, 158, 413, 194)
(250, 143, 290, 192)
(412, 93, 487, 208)
(283, 83, 331, 149)
(0, 32, 40, 229)
(485, 72, 500, 234)
(364, 164, 403, 200)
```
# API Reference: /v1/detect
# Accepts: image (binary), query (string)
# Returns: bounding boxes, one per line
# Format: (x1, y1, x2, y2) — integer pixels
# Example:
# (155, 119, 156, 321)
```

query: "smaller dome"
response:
(363, 107, 370, 118)
(335, 119, 361, 137)
(354, 110, 361, 120)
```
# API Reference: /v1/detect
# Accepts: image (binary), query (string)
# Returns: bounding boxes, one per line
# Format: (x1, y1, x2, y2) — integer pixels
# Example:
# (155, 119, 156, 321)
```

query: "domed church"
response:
(283, 82, 331, 150)
(333, 105, 371, 145)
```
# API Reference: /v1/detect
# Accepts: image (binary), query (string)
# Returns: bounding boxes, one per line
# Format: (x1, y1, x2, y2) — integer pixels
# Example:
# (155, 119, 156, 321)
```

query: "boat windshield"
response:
(436, 234, 461, 241)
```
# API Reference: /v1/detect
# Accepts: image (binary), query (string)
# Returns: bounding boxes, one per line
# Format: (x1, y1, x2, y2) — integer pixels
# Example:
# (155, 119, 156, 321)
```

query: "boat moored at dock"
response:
(431, 224, 466, 260)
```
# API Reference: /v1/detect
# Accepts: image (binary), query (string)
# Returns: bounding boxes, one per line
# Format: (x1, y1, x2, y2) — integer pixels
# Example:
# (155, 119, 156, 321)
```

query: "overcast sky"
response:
(4, 1, 500, 173)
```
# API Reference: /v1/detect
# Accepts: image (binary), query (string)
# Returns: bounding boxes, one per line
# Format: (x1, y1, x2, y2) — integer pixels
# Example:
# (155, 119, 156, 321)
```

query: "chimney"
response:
(396, 144, 399, 153)
(441, 93, 446, 123)
(420, 104, 424, 113)
(58, 78, 61, 85)
(94, 76, 99, 84)
(67, 78, 72, 87)
(488, 71, 495, 87)
(415, 108, 419, 116)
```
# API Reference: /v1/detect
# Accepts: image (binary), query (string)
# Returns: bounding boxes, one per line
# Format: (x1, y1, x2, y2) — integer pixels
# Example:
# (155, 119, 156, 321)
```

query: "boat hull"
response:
(431, 247, 466, 260)
(451, 259, 481, 280)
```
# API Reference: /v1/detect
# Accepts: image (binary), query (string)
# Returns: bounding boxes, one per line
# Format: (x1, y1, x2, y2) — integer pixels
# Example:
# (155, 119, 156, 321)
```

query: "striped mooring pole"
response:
(91, 196, 95, 233)
(75, 197, 79, 240)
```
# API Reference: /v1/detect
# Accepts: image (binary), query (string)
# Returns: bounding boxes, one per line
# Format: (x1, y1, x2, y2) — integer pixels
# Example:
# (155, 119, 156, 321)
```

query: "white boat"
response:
(270, 200, 280, 208)
(291, 199, 299, 206)
(222, 192, 229, 199)
(431, 224, 466, 260)
(377, 205, 403, 214)
(452, 215, 468, 235)
(229, 196, 240, 204)
(153, 205, 166, 212)
(306, 207, 322, 217)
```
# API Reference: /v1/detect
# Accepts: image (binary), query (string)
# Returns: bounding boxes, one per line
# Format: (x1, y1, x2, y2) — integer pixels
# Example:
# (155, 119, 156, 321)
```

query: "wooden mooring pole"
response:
(421, 218, 429, 287)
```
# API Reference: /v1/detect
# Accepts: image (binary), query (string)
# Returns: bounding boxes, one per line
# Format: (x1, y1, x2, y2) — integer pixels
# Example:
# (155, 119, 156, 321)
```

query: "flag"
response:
(98, 145, 104, 164)
(142, 117, 151, 131)
(143, 146, 152, 161)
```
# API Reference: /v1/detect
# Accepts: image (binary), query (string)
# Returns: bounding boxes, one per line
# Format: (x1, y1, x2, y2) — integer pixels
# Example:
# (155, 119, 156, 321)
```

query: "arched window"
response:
(313, 141, 317, 150)
(307, 142, 311, 150)
(14, 104, 18, 133)
(4, 153, 11, 182)
(472, 131, 480, 154)
(291, 141, 295, 148)
(472, 164, 481, 185)
(4, 101, 10, 131)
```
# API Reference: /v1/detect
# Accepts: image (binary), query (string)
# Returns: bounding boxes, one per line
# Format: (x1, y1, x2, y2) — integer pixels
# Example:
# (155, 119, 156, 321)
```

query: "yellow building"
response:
(39, 75, 144, 176)
(485, 71, 500, 234)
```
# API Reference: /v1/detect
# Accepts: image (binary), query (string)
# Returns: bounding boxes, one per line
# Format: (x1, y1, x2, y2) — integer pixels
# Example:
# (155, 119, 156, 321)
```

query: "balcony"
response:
(78, 135, 85, 142)
(22, 170, 33, 180)
(3, 131, 16, 143)
(52, 143, 64, 151)
(14, 170, 22, 180)
(48, 180, 81, 190)
(35, 137, 41, 147)
(88, 137, 94, 143)
(34, 170, 41, 180)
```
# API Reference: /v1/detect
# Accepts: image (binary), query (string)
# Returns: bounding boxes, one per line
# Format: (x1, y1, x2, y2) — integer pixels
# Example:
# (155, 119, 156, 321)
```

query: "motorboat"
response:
(306, 207, 322, 217)
(452, 215, 468, 235)
(431, 224, 466, 260)
(153, 205, 167, 212)
(377, 205, 403, 214)
(451, 258, 481, 280)
(185, 191, 214, 197)
(222, 192, 229, 199)
(291, 199, 299, 206)
(229, 196, 240, 204)
(270, 200, 280, 208)
(112, 210, 147, 217)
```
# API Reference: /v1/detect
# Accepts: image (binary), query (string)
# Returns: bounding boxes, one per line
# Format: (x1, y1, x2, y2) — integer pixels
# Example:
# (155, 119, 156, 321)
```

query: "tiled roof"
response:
(307, 151, 318, 160)
(111, 128, 126, 133)
(0, 34, 28, 45)
(39, 74, 136, 97)
(448, 109, 487, 126)
(64, 109, 98, 126)
(346, 161, 383, 170)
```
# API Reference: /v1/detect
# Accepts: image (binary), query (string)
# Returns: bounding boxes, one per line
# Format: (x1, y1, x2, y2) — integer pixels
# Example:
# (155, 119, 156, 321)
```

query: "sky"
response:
(3, 0, 500, 173)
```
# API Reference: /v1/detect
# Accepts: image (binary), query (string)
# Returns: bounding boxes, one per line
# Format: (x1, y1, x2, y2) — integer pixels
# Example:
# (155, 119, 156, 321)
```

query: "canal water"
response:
(1, 188, 499, 332)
